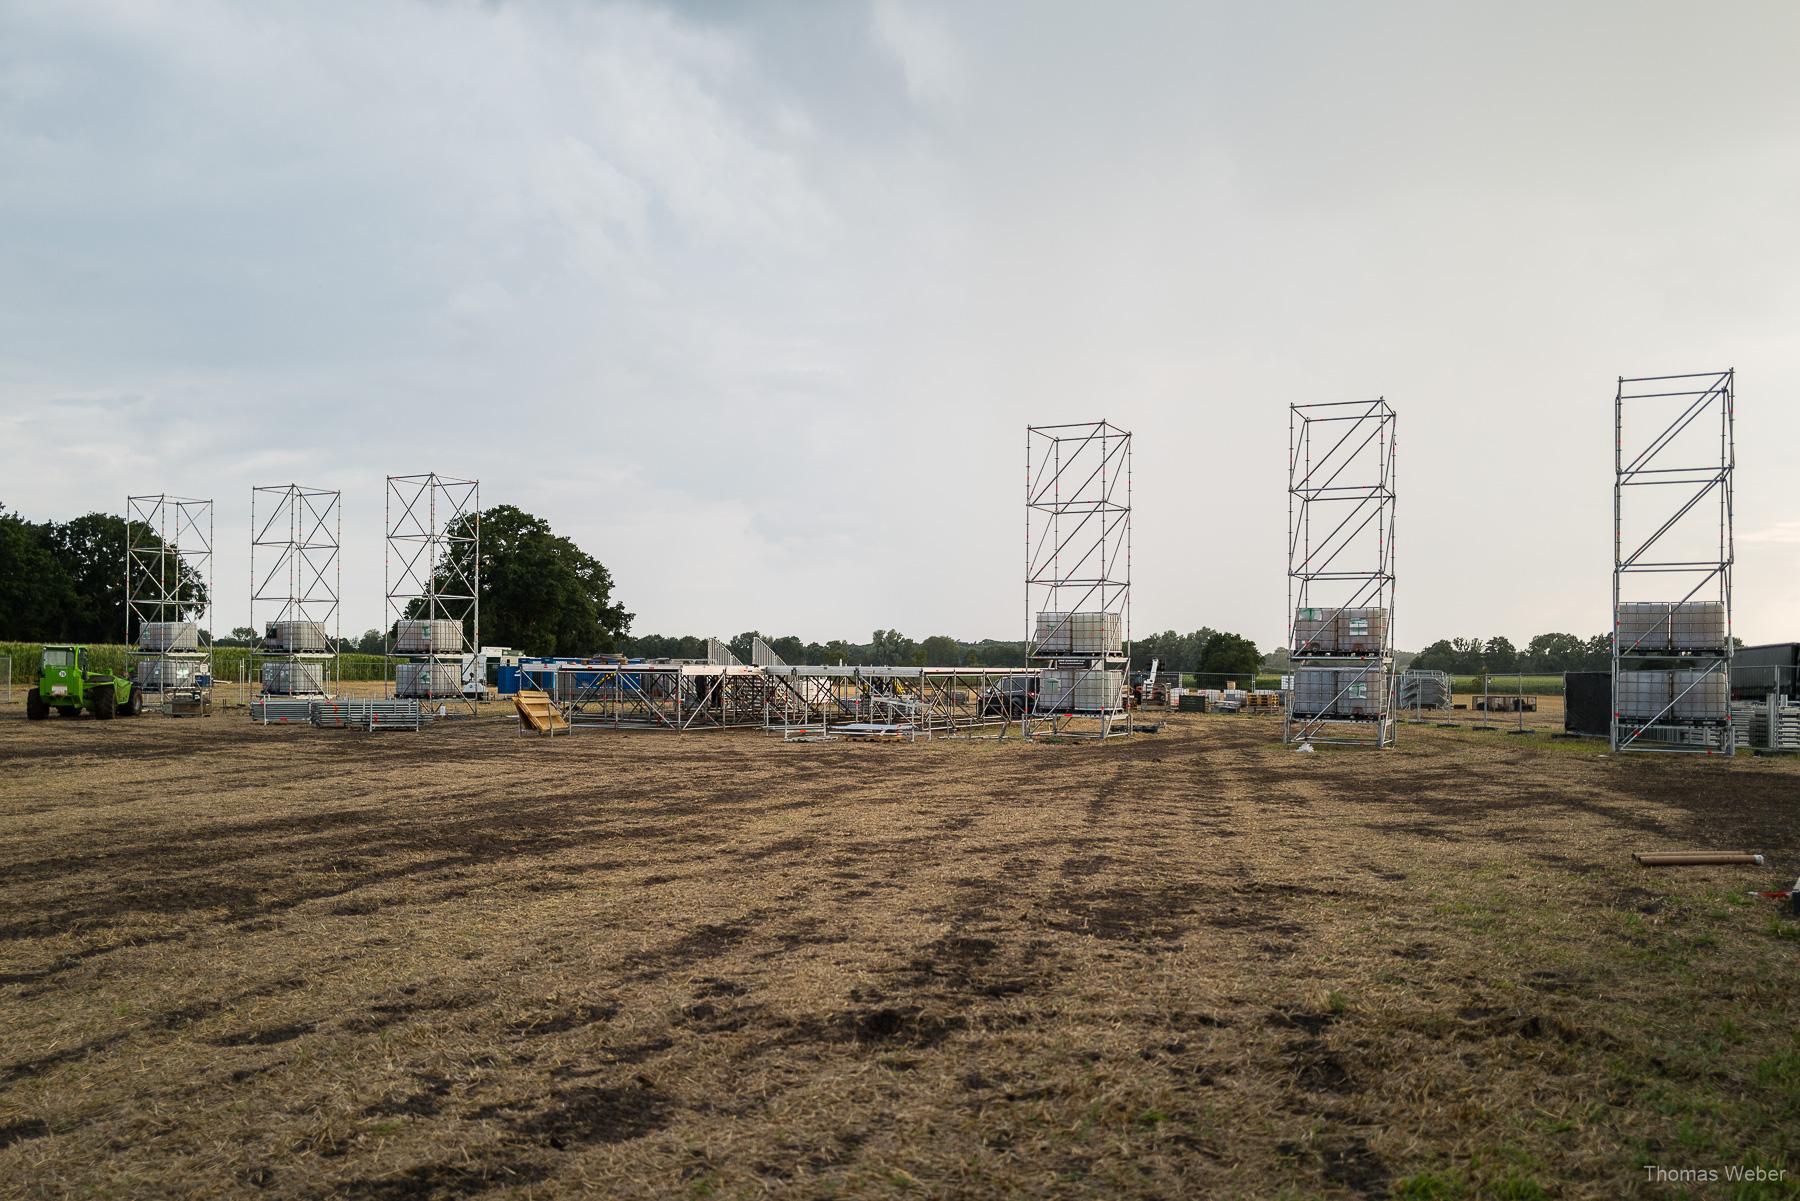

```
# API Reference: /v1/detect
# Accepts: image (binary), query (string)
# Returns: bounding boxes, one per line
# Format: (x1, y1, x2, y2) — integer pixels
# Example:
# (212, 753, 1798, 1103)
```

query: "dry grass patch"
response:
(0, 710, 1797, 1199)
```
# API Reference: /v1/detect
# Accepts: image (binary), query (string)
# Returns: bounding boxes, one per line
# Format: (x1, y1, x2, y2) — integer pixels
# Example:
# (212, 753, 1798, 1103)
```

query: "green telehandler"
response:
(25, 645, 138, 720)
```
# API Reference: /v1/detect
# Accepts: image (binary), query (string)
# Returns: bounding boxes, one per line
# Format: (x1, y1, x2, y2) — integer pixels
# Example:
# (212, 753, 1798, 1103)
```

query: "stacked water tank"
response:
(1032, 611, 1126, 715)
(1614, 602, 1730, 739)
(135, 621, 211, 696)
(1290, 606, 1391, 719)
(260, 620, 331, 695)
(393, 618, 463, 700)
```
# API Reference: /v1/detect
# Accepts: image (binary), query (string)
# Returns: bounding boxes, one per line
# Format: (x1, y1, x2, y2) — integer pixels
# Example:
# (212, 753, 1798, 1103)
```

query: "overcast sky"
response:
(3, 0, 1796, 650)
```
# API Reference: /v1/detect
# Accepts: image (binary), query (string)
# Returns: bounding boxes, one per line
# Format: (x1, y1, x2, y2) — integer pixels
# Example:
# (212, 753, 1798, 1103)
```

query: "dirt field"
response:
(2, 707, 1797, 1200)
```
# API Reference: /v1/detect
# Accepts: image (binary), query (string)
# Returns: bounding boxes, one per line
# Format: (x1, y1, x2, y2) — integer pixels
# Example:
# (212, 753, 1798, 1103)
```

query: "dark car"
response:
(979, 674, 1038, 718)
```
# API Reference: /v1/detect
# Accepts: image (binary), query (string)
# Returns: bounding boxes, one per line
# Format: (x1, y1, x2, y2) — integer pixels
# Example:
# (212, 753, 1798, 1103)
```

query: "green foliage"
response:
(0, 506, 75, 639)
(1414, 631, 1612, 675)
(1132, 628, 1217, 673)
(430, 505, 631, 657)
(870, 628, 916, 664)
(1392, 1170, 1466, 1200)
(1197, 631, 1260, 679)
(619, 628, 1262, 674)
(1483, 635, 1518, 673)
(620, 632, 1031, 668)
(1, 505, 205, 642)
(918, 635, 961, 667)
(346, 629, 387, 655)
(0, 642, 390, 685)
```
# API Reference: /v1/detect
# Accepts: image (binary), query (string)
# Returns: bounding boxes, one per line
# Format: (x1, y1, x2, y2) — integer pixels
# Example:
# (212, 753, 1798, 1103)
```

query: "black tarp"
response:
(1564, 671, 1611, 737)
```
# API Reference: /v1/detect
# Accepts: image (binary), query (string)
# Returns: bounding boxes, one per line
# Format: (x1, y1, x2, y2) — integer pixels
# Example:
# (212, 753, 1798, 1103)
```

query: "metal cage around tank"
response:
(1283, 400, 1397, 748)
(126, 494, 214, 715)
(1023, 421, 1131, 739)
(250, 484, 341, 719)
(1611, 370, 1734, 754)
(386, 473, 480, 714)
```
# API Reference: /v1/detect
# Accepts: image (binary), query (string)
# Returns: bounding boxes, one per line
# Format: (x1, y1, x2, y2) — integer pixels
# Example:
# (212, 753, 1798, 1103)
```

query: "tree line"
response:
(1412, 633, 1611, 675)
(0, 505, 205, 643)
(611, 627, 1262, 675)
(6, 498, 1264, 675)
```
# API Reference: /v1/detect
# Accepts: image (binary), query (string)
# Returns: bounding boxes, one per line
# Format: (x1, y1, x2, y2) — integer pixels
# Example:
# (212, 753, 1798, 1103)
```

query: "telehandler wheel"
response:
(90, 685, 117, 720)
(119, 691, 138, 716)
(26, 688, 48, 720)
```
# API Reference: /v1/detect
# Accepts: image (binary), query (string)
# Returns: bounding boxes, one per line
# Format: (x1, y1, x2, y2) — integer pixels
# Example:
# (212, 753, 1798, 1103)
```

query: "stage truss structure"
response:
(251, 485, 341, 717)
(1284, 400, 1397, 748)
(1612, 370, 1734, 755)
(386, 473, 480, 715)
(1024, 421, 1131, 739)
(126, 494, 214, 715)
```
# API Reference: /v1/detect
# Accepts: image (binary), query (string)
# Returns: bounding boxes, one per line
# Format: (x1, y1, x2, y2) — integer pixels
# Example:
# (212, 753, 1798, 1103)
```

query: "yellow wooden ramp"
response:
(513, 689, 569, 734)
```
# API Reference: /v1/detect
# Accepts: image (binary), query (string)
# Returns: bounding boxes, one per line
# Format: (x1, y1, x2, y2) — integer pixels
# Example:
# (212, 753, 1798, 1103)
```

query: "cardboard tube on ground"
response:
(1633, 851, 1765, 866)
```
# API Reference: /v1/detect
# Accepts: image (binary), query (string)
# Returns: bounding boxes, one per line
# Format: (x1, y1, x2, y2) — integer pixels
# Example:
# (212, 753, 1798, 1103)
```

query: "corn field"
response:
(0, 642, 392, 686)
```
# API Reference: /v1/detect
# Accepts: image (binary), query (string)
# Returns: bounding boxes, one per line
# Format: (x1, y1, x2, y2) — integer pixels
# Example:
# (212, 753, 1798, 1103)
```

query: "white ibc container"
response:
(1034, 667, 1124, 713)
(1293, 607, 1387, 654)
(1069, 668, 1124, 711)
(396, 661, 461, 698)
(1293, 667, 1383, 717)
(260, 661, 326, 695)
(1293, 607, 1336, 653)
(1033, 611, 1123, 655)
(264, 620, 330, 654)
(394, 618, 462, 654)
(1035, 668, 1076, 712)
(1671, 670, 1728, 721)
(1672, 602, 1727, 652)
(1294, 668, 1344, 716)
(1337, 607, 1388, 654)
(134, 658, 203, 691)
(139, 621, 199, 652)
(1616, 670, 1673, 719)
(1617, 603, 1674, 652)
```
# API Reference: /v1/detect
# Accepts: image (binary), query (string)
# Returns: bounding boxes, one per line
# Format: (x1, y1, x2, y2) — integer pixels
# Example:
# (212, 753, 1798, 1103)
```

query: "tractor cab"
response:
(39, 645, 86, 694)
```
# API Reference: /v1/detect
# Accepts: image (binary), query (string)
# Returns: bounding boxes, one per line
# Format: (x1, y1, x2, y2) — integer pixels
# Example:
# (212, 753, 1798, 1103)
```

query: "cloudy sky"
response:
(3, 0, 1796, 650)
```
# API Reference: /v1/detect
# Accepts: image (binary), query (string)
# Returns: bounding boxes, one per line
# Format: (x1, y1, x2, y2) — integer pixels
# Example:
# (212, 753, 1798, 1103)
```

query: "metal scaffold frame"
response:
(126, 494, 214, 715)
(251, 485, 342, 718)
(1284, 399, 1398, 748)
(386, 473, 480, 715)
(1024, 421, 1131, 739)
(761, 664, 1043, 740)
(1612, 370, 1734, 755)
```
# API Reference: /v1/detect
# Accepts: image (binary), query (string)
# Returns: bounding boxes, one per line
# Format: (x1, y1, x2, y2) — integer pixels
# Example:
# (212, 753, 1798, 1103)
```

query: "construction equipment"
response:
(26, 645, 138, 720)
(513, 689, 569, 734)
(1129, 658, 1162, 706)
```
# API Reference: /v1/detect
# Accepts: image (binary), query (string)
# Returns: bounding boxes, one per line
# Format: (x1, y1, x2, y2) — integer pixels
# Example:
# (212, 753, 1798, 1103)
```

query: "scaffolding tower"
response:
(126, 494, 214, 715)
(1612, 370, 1734, 754)
(251, 485, 342, 717)
(386, 473, 480, 714)
(1024, 421, 1131, 739)
(1284, 400, 1397, 748)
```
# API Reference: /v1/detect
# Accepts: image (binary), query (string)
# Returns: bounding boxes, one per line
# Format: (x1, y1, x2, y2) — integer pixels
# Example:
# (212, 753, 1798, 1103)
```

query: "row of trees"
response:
(5, 498, 1244, 677)
(1132, 628, 1262, 679)
(0, 505, 204, 643)
(612, 627, 1262, 675)
(620, 631, 1032, 668)
(1414, 632, 1749, 676)
(312, 506, 636, 657)
(1412, 633, 1612, 674)
(0, 501, 628, 658)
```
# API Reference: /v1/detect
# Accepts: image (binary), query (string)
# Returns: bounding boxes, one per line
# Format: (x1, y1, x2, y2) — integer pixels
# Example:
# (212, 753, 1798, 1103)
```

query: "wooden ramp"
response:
(513, 689, 568, 734)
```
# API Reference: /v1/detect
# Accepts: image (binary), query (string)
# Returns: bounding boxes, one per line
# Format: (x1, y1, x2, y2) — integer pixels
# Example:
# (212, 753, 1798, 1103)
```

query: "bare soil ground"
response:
(1, 707, 1797, 1200)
